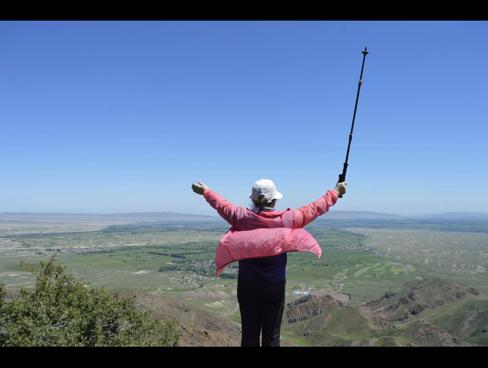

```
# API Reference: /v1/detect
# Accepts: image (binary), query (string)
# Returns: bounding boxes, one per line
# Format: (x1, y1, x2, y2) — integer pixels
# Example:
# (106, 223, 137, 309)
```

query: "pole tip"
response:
(362, 46, 369, 55)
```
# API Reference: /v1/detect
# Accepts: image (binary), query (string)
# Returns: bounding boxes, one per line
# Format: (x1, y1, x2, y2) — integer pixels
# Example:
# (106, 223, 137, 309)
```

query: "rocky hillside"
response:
(126, 279, 488, 346)
(282, 279, 488, 346)
(125, 291, 241, 346)
(362, 279, 478, 323)
(286, 294, 345, 323)
(4, 278, 486, 346)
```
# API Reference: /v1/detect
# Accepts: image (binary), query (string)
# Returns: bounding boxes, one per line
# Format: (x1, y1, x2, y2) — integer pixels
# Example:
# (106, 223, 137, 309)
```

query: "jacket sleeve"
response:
(293, 190, 338, 228)
(203, 189, 244, 226)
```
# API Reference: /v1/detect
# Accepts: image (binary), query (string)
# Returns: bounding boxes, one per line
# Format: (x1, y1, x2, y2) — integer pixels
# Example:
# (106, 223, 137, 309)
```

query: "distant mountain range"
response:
(318, 211, 406, 220)
(2, 211, 488, 222)
(324, 211, 488, 221)
(0, 212, 217, 223)
(418, 212, 488, 220)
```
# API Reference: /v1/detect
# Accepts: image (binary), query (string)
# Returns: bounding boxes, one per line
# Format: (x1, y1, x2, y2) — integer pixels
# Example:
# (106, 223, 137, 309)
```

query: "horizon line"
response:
(1, 210, 488, 218)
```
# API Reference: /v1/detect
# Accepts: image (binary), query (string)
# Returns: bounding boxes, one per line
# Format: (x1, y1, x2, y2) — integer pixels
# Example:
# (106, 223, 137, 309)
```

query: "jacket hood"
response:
(253, 209, 291, 219)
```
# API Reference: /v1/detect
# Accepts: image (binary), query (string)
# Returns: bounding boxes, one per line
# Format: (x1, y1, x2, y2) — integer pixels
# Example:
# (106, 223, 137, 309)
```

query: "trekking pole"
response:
(337, 46, 369, 198)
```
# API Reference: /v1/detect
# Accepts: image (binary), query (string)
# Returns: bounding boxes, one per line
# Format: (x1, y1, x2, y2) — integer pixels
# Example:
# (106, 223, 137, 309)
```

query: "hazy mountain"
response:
(0, 212, 221, 235)
(3, 210, 488, 223)
(319, 211, 407, 220)
(0, 212, 218, 223)
(418, 212, 488, 220)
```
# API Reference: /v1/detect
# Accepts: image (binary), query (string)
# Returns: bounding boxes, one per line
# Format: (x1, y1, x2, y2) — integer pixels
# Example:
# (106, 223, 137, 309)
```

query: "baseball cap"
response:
(249, 178, 283, 201)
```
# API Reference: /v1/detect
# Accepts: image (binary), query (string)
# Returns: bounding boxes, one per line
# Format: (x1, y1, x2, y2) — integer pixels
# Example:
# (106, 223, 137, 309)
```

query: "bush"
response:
(0, 256, 179, 346)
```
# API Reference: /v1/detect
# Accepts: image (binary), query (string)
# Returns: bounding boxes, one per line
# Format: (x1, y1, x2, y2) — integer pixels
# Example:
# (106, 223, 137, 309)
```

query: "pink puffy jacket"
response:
(203, 188, 338, 276)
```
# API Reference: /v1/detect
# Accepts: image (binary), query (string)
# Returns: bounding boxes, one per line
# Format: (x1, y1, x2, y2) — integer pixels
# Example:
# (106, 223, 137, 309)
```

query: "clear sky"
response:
(1, 21, 487, 216)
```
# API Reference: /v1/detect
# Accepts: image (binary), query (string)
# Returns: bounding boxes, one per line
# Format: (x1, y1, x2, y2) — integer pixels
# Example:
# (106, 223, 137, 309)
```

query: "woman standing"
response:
(192, 178, 346, 346)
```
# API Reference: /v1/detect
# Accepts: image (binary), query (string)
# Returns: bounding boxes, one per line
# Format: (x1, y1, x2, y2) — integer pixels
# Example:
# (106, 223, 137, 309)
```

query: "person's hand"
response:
(335, 181, 347, 197)
(192, 181, 208, 195)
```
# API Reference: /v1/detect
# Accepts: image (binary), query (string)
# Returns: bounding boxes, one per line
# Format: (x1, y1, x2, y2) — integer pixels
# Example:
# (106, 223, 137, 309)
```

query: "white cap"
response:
(249, 179, 283, 201)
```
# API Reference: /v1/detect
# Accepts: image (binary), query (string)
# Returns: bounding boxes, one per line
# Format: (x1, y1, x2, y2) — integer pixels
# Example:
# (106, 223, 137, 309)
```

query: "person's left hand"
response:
(192, 181, 208, 195)
(335, 181, 347, 197)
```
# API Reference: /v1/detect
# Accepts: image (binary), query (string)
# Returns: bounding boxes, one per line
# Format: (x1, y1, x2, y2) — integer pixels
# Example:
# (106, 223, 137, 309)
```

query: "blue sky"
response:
(1, 21, 487, 216)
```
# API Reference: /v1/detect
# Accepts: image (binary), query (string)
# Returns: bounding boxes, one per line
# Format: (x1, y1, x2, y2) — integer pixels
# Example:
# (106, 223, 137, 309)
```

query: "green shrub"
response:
(0, 256, 179, 346)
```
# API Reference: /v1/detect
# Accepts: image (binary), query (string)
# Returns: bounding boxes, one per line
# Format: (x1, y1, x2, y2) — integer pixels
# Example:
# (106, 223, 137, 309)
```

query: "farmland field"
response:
(345, 227, 488, 294)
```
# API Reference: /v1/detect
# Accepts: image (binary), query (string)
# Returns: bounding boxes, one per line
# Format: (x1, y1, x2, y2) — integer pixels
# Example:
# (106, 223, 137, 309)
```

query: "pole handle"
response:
(337, 173, 346, 198)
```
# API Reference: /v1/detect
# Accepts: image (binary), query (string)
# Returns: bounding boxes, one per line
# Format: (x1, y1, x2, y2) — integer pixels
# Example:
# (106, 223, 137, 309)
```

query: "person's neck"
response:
(251, 204, 275, 213)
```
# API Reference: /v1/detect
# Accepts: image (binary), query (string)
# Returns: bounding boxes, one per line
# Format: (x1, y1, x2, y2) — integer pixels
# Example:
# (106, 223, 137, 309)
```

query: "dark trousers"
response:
(237, 279, 286, 347)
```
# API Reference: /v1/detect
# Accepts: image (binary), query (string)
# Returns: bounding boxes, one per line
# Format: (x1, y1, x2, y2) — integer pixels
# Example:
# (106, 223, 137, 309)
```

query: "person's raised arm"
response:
(293, 182, 347, 228)
(192, 181, 242, 226)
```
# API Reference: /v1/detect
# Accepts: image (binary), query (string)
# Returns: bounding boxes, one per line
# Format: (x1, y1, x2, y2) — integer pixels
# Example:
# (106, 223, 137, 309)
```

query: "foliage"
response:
(0, 256, 179, 347)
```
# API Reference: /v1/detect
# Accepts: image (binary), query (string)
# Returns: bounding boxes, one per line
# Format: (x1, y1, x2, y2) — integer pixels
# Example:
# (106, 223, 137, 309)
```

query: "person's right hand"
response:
(192, 181, 208, 195)
(335, 182, 347, 197)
